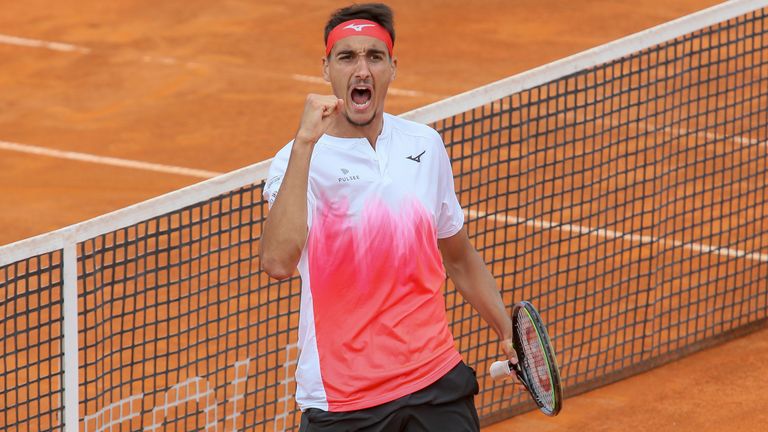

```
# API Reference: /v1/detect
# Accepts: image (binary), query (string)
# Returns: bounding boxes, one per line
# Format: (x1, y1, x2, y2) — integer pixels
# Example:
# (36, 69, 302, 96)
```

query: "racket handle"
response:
(489, 360, 513, 380)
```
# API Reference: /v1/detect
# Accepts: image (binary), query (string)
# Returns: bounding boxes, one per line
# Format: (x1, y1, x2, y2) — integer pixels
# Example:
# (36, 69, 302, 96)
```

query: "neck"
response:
(328, 113, 385, 148)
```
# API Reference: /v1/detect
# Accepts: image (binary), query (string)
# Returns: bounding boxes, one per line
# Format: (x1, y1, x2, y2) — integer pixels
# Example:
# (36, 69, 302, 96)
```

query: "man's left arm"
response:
(438, 228, 518, 364)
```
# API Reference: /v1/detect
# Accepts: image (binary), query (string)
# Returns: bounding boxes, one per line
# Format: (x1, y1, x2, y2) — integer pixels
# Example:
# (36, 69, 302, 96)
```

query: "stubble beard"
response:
(344, 110, 377, 127)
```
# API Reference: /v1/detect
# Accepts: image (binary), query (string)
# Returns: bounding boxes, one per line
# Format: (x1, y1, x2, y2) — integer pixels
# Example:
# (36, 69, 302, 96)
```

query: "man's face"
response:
(323, 35, 397, 127)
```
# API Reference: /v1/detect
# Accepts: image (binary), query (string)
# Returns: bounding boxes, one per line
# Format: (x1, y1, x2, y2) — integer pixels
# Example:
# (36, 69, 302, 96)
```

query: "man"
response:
(261, 3, 516, 431)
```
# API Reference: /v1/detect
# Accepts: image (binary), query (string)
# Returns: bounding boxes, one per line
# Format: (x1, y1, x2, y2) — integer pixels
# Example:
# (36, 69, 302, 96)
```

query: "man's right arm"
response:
(260, 94, 343, 280)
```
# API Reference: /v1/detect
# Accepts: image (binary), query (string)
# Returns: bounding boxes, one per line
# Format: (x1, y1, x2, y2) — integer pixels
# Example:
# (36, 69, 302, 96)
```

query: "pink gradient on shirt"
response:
(307, 197, 460, 411)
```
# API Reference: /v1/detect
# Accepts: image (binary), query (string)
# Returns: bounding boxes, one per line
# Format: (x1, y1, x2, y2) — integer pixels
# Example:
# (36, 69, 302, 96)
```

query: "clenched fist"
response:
(295, 94, 344, 147)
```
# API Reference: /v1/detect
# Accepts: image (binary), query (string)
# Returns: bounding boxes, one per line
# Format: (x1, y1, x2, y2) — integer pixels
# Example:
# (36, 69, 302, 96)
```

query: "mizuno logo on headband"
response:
(344, 23, 376, 32)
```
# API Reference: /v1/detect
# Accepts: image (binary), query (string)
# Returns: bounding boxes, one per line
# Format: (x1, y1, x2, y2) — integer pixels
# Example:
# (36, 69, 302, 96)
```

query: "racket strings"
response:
(517, 312, 555, 409)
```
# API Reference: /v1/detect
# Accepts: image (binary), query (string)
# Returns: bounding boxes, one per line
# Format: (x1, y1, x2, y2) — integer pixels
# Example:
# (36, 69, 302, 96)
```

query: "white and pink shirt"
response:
(264, 113, 465, 412)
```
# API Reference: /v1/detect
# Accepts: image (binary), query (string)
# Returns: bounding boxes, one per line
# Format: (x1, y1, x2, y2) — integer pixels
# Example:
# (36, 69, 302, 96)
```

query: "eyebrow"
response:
(335, 48, 388, 58)
(366, 48, 387, 57)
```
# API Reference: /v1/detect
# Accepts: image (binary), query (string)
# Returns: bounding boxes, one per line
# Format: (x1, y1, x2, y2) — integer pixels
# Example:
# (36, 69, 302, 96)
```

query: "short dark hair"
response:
(324, 3, 395, 48)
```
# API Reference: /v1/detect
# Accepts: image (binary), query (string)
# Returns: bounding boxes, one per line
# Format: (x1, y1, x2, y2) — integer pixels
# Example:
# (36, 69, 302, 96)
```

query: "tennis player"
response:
(261, 3, 516, 431)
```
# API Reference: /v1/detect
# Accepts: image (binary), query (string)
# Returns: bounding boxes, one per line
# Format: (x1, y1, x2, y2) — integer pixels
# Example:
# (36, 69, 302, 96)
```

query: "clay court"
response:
(1, 0, 767, 430)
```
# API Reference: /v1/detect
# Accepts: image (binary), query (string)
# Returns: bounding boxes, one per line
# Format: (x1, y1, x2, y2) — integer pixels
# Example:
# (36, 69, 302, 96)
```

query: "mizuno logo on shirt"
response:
(345, 23, 376, 32)
(406, 150, 426, 163)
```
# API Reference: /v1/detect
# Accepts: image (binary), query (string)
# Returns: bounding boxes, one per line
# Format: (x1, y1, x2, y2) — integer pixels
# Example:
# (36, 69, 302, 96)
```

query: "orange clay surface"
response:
(2, 1, 766, 431)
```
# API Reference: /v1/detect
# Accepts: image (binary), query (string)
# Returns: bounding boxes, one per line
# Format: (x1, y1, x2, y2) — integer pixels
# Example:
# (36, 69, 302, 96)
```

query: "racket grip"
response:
(489, 360, 513, 380)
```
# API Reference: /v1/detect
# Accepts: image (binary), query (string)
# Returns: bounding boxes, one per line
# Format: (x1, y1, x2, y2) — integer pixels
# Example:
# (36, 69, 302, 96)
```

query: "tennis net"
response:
(2, 0, 767, 430)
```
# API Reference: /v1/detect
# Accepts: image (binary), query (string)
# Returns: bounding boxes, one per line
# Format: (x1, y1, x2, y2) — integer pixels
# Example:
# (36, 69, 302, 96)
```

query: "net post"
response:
(62, 241, 80, 432)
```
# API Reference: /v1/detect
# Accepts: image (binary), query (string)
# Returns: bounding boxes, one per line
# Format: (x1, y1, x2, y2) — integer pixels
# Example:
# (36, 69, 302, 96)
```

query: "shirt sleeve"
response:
(262, 141, 293, 208)
(433, 132, 464, 239)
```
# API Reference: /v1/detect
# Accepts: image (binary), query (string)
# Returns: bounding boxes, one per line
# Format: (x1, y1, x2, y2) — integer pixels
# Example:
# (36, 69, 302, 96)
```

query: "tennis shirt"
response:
(263, 113, 465, 412)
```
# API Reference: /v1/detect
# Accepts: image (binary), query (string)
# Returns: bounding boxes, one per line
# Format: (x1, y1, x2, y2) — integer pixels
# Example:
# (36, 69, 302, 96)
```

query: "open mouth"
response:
(349, 86, 373, 110)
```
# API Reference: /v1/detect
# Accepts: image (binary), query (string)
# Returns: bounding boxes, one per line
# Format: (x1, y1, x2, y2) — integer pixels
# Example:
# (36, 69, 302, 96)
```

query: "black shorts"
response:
(298, 361, 480, 432)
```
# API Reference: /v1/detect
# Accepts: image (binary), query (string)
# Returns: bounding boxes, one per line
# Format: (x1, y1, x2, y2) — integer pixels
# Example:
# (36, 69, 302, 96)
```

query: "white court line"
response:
(0, 33, 91, 53)
(139, 54, 203, 69)
(642, 122, 766, 149)
(466, 209, 768, 263)
(0, 140, 221, 179)
(557, 110, 766, 150)
(0, 33, 201, 69)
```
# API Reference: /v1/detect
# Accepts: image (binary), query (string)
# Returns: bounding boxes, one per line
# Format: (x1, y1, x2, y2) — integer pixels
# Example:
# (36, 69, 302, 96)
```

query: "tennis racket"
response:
(489, 301, 562, 416)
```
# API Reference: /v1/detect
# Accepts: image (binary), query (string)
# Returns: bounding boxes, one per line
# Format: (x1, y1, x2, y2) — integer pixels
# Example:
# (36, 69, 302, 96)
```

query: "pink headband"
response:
(326, 19, 393, 57)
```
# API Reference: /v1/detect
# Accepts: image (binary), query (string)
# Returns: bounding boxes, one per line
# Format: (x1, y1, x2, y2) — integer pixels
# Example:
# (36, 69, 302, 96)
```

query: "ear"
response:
(391, 56, 398, 80)
(322, 56, 330, 82)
